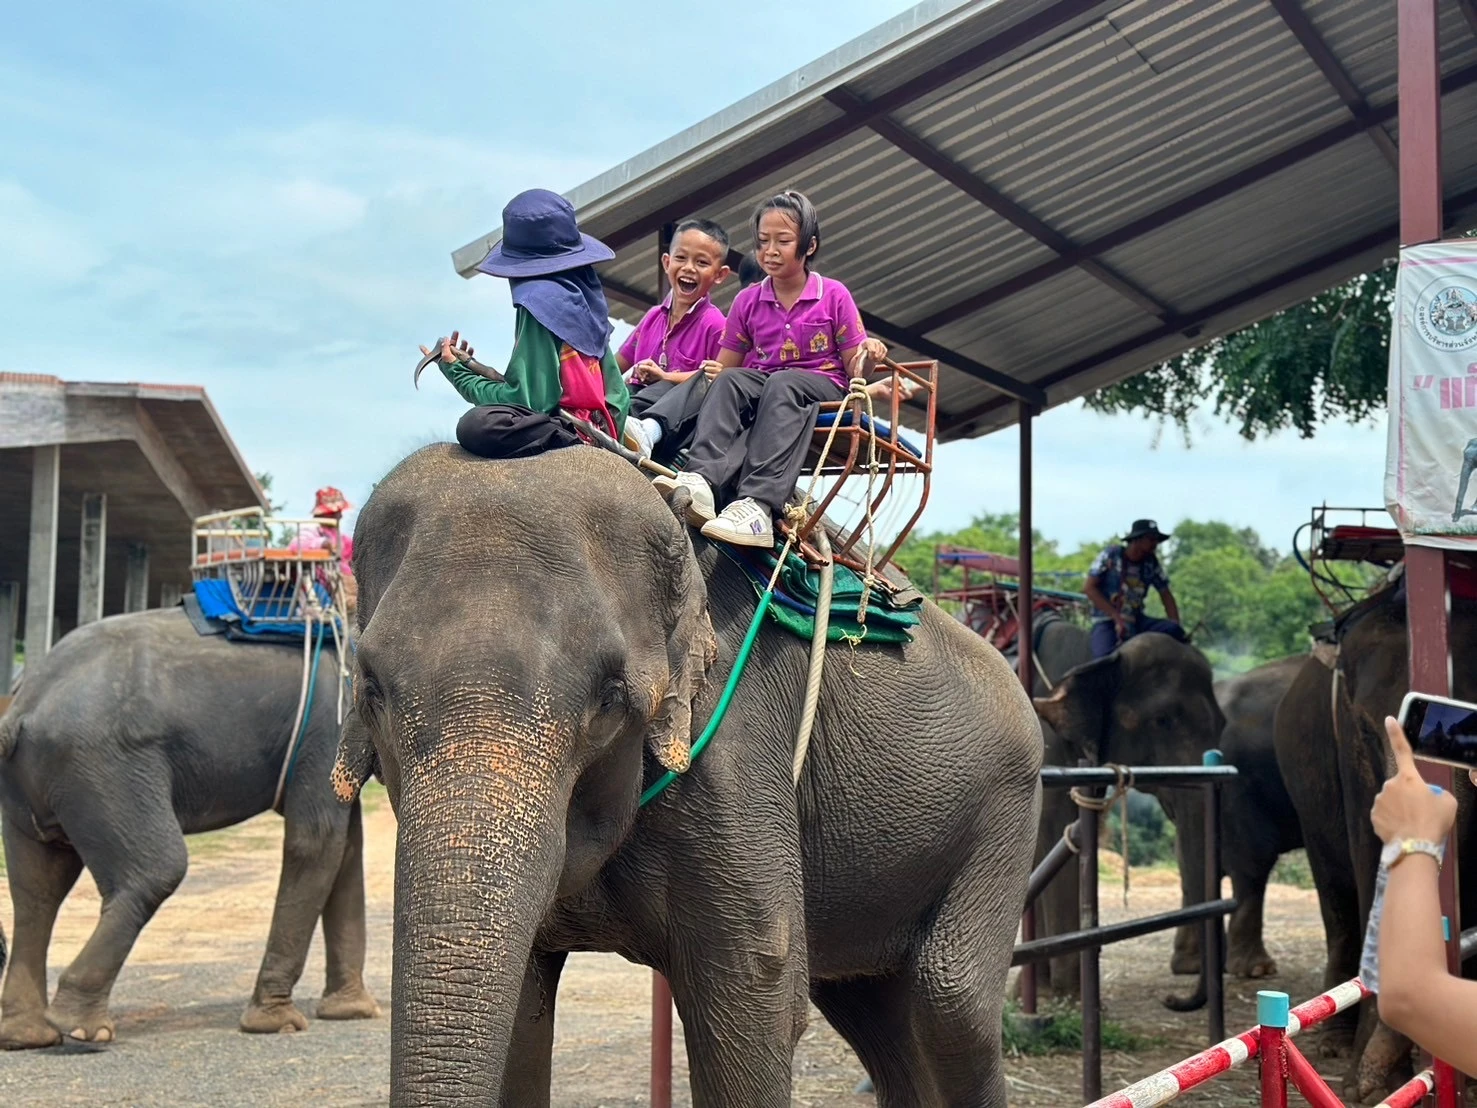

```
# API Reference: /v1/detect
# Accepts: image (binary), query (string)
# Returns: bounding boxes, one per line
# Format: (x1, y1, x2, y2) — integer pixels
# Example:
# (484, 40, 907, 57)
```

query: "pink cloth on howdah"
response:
(719, 273, 867, 389)
(617, 295, 727, 372)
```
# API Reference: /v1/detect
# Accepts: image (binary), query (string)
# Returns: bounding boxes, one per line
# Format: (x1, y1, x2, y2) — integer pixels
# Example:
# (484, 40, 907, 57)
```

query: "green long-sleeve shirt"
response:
(438, 308, 629, 433)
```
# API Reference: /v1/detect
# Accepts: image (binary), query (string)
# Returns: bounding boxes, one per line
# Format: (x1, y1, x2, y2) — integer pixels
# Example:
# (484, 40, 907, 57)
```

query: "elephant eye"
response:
(596, 677, 630, 717)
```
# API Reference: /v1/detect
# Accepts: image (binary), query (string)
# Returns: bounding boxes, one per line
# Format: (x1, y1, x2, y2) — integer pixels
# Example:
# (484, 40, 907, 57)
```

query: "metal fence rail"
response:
(1017, 757, 1240, 1102)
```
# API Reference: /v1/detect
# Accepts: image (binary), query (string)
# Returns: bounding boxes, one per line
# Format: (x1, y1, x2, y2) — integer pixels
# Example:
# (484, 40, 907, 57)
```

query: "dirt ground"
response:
(0, 787, 1338, 1107)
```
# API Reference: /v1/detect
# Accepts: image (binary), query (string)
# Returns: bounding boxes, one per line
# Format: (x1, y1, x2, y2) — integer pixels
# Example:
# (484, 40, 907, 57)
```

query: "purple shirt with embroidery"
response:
(617, 295, 727, 375)
(719, 273, 867, 389)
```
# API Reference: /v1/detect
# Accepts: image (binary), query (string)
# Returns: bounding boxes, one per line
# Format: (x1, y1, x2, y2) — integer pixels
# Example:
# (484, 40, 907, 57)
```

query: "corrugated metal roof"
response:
(450, 0, 1477, 439)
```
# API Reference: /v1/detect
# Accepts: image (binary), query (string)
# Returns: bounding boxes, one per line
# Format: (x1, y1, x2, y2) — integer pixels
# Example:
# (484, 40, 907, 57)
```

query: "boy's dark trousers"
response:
(685, 368, 845, 514)
(640, 373, 712, 463)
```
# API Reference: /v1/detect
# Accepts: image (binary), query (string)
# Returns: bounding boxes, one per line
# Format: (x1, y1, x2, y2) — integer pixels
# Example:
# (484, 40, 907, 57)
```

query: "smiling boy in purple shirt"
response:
(617, 220, 730, 448)
(653, 191, 890, 548)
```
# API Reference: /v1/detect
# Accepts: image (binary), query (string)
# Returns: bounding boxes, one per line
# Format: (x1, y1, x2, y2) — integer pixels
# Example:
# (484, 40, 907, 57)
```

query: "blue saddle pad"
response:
(813, 411, 923, 459)
(192, 579, 336, 640)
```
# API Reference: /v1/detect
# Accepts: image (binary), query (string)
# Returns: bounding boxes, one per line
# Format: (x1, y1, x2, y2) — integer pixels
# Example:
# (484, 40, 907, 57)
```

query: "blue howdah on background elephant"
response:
(329, 442, 1044, 1107)
(0, 609, 378, 1049)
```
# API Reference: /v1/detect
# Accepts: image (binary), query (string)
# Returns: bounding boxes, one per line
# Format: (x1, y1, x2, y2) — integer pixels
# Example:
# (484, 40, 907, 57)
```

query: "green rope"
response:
(639, 590, 773, 808)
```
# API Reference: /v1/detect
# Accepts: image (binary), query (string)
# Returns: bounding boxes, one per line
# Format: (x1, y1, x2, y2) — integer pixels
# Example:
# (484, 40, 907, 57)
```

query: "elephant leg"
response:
(47, 785, 188, 1043)
(241, 798, 350, 1034)
(1226, 868, 1277, 979)
(0, 818, 82, 1049)
(497, 950, 567, 1108)
(315, 798, 378, 1021)
(1454, 448, 1477, 521)
(812, 974, 933, 1107)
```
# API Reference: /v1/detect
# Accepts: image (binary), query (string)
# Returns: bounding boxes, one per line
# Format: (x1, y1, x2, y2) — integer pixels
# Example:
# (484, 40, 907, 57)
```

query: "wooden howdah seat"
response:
(191, 507, 350, 632)
(780, 358, 938, 577)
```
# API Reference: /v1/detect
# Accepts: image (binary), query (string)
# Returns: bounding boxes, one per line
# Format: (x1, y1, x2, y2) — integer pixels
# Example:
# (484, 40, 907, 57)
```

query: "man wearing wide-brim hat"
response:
(1083, 518, 1187, 658)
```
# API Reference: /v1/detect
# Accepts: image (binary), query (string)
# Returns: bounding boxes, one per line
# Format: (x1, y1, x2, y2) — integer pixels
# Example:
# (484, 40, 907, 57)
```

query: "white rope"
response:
(273, 579, 316, 815)
(792, 528, 833, 785)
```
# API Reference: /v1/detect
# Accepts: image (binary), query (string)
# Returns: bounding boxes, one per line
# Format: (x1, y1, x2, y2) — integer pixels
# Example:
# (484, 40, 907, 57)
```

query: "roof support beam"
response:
(912, 59, 1477, 335)
(1268, 0, 1399, 169)
(940, 182, 1477, 437)
(597, 0, 1111, 252)
(823, 88, 1175, 322)
(1459, 0, 1477, 39)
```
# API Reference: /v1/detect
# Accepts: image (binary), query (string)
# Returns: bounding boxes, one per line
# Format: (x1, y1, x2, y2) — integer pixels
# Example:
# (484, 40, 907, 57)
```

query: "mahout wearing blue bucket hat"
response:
(418, 189, 630, 439)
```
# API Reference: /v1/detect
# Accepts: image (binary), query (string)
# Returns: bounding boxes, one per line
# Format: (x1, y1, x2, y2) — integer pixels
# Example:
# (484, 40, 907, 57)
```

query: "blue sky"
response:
(1, 0, 1391, 555)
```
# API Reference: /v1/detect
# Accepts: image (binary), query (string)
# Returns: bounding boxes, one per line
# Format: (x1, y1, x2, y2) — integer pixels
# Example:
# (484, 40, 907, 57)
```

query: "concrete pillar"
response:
(160, 583, 183, 609)
(25, 445, 60, 663)
(77, 493, 107, 626)
(124, 543, 150, 613)
(0, 581, 17, 694)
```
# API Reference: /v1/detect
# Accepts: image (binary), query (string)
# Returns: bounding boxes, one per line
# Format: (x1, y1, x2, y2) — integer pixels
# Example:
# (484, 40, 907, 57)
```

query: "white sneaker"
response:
(623, 418, 655, 460)
(651, 471, 716, 525)
(700, 498, 774, 548)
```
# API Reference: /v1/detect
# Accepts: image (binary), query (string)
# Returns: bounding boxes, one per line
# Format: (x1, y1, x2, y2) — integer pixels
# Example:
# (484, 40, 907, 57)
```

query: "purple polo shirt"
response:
(720, 273, 867, 389)
(617, 295, 726, 374)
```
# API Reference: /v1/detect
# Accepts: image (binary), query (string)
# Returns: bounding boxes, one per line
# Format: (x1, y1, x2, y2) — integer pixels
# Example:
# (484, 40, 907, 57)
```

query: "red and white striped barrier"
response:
(1374, 1069, 1434, 1108)
(1085, 979, 1369, 1108)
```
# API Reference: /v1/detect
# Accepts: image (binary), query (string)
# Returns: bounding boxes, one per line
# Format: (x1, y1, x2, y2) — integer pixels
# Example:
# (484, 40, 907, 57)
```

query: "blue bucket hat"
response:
(475, 189, 614, 278)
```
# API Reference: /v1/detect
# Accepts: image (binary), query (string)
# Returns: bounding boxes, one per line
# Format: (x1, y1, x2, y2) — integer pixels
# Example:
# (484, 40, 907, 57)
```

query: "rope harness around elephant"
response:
(639, 376, 894, 805)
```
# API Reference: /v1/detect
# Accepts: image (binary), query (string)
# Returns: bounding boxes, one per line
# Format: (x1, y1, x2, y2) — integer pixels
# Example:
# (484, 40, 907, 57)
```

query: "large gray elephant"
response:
(1026, 620, 1224, 998)
(330, 443, 1043, 1107)
(1274, 589, 1477, 1103)
(0, 609, 379, 1049)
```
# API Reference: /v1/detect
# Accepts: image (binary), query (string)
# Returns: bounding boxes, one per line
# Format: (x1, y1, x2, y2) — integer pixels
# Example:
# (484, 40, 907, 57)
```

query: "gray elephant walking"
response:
(0, 609, 379, 1049)
(1453, 436, 1477, 521)
(331, 443, 1043, 1107)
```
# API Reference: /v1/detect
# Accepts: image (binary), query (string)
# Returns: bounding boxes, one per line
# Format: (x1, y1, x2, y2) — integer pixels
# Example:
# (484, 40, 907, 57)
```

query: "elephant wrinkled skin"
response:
(334, 444, 1043, 1107)
(0, 610, 379, 1049)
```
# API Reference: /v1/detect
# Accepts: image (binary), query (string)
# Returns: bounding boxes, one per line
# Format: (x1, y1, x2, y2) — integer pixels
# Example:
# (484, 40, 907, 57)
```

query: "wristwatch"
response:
(1381, 838, 1446, 870)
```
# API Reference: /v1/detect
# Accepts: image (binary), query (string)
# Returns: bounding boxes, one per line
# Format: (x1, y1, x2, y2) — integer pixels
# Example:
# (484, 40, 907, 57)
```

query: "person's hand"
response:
(418, 331, 474, 366)
(1112, 612, 1129, 640)
(700, 359, 724, 380)
(866, 376, 920, 402)
(633, 358, 662, 384)
(862, 337, 888, 365)
(1371, 716, 1461, 845)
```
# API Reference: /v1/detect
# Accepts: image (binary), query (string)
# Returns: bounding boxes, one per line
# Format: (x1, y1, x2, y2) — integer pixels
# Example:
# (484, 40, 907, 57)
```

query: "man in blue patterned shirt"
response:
(1084, 519, 1187, 657)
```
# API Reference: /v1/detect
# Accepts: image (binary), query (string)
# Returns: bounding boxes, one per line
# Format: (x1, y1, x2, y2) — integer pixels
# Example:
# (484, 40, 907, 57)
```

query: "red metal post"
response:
(1284, 1039, 1345, 1108)
(1018, 401, 1038, 1015)
(1257, 991, 1290, 1108)
(651, 976, 674, 1108)
(1399, 5, 1466, 1101)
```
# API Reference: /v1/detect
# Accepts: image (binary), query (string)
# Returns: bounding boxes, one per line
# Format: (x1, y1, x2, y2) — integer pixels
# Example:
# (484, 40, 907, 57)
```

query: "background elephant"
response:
(0, 609, 378, 1049)
(1026, 619, 1224, 999)
(332, 443, 1043, 1107)
(1273, 589, 1477, 1102)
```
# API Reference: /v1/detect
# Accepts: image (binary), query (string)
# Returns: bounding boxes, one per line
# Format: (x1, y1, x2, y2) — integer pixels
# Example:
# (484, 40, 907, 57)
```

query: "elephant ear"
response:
(331, 707, 381, 805)
(1033, 652, 1122, 763)
(645, 506, 717, 775)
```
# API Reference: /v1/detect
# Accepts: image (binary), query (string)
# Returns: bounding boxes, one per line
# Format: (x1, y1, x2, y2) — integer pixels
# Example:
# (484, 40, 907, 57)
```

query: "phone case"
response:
(1397, 690, 1477, 770)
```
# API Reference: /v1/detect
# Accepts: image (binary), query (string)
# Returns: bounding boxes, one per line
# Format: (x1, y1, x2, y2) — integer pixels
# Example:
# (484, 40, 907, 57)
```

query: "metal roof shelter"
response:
(0, 374, 266, 690)
(453, 0, 1477, 441)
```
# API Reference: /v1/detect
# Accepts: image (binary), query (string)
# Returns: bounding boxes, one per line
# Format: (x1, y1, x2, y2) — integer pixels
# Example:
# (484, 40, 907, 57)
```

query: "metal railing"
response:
(1015, 757, 1240, 1103)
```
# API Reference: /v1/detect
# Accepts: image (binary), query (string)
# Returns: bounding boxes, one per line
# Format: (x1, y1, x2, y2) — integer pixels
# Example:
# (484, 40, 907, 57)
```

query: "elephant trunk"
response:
(389, 728, 570, 1106)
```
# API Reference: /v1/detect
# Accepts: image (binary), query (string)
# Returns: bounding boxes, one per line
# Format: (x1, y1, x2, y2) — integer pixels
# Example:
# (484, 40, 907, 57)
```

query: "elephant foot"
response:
(1350, 1026, 1413, 1105)
(1314, 1021, 1355, 1059)
(1227, 947, 1278, 979)
(1169, 950, 1201, 976)
(239, 997, 309, 1035)
(45, 992, 114, 1044)
(0, 1010, 63, 1050)
(316, 984, 380, 1021)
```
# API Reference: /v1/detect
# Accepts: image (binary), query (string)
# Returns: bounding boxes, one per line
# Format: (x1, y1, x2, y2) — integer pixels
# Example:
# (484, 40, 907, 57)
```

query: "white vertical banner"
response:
(1384, 241, 1477, 549)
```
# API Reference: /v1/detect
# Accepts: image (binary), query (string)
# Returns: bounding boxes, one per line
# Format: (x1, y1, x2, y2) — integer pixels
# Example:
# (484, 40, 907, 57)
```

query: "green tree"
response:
(1085, 266, 1393, 441)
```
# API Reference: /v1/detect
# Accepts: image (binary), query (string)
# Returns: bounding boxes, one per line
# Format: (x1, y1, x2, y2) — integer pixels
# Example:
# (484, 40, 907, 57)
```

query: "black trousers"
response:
(640, 373, 713, 463)
(628, 378, 678, 418)
(686, 369, 845, 514)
